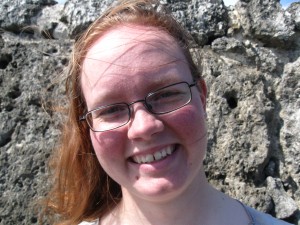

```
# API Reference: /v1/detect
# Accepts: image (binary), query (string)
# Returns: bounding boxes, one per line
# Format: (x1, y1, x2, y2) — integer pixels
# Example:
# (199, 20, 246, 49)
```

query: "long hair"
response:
(42, 0, 201, 224)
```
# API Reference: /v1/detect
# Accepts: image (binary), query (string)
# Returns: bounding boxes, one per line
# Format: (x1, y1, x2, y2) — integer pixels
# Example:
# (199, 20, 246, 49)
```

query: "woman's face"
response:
(81, 25, 207, 203)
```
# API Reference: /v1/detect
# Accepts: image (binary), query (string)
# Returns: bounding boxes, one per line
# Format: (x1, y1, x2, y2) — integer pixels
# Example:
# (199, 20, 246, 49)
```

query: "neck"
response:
(106, 173, 228, 225)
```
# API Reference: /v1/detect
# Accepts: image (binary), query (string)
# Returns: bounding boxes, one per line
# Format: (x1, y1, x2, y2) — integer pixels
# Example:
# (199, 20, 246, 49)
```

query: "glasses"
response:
(80, 81, 196, 132)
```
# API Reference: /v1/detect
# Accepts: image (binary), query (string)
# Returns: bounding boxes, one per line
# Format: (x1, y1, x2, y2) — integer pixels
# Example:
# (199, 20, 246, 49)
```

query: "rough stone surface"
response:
(166, 0, 229, 45)
(36, 4, 68, 39)
(63, 0, 115, 37)
(234, 0, 296, 48)
(0, 0, 299, 224)
(0, 33, 71, 224)
(0, 0, 57, 34)
(287, 2, 300, 31)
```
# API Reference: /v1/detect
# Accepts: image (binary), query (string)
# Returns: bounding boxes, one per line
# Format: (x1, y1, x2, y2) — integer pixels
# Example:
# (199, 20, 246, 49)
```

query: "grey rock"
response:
(35, 4, 68, 39)
(201, 32, 299, 222)
(0, 0, 57, 34)
(167, 0, 229, 46)
(52, 21, 69, 39)
(62, 0, 115, 38)
(0, 0, 299, 224)
(0, 34, 71, 225)
(234, 0, 296, 48)
(287, 2, 300, 31)
(267, 177, 298, 219)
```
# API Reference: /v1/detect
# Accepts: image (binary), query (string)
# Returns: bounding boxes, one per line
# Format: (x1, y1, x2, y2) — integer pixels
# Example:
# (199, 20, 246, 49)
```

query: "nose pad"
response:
(127, 104, 164, 141)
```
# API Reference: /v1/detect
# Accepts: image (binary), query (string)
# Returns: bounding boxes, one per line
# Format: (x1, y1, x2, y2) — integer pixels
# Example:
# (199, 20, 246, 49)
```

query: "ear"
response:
(197, 78, 207, 112)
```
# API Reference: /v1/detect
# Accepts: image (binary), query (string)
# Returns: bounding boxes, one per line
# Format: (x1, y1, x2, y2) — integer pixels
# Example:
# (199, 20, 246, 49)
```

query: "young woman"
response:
(43, 0, 292, 224)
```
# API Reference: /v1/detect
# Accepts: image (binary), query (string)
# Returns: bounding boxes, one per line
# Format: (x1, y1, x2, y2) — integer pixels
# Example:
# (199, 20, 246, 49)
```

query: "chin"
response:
(125, 175, 192, 202)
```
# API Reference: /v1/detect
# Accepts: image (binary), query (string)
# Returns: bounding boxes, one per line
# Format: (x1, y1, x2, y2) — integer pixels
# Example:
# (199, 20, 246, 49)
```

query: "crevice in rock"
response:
(263, 158, 279, 178)
(261, 77, 284, 166)
(0, 129, 14, 147)
(223, 91, 238, 109)
(284, 209, 300, 224)
(7, 85, 21, 99)
(0, 53, 12, 69)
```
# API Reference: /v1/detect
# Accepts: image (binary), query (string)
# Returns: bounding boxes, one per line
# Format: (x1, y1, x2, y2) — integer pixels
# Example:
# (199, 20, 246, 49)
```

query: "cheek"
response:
(90, 130, 126, 160)
(165, 105, 207, 144)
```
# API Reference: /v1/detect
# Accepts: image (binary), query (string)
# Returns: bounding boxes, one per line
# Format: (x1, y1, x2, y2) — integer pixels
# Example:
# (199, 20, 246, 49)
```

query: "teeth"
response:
(161, 149, 167, 157)
(132, 145, 175, 164)
(154, 151, 162, 160)
(135, 157, 141, 164)
(167, 146, 172, 155)
(146, 154, 154, 162)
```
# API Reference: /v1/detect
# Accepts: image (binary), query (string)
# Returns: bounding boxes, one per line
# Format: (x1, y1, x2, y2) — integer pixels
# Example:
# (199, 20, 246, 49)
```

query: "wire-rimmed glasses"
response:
(79, 81, 196, 132)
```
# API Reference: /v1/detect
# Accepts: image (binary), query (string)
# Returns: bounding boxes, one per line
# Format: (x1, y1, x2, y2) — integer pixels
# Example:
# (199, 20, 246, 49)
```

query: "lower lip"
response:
(129, 145, 179, 173)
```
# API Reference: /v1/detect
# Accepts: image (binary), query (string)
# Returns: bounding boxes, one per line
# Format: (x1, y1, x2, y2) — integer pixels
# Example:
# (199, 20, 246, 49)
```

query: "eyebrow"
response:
(145, 76, 182, 91)
(88, 76, 186, 110)
(86, 60, 192, 109)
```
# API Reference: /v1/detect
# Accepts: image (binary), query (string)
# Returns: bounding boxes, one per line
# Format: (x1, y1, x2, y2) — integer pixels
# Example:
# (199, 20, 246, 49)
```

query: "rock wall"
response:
(0, 0, 299, 224)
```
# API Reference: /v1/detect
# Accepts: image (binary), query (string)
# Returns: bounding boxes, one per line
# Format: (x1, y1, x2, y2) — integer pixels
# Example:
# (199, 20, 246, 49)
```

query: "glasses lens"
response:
(146, 82, 192, 114)
(86, 103, 129, 131)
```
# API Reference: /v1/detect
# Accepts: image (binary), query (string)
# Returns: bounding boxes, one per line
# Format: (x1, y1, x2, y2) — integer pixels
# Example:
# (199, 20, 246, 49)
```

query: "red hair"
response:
(42, 0, 201, 224)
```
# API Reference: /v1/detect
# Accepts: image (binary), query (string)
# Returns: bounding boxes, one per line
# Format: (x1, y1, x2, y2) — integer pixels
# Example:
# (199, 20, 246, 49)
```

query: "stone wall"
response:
(0, 0, 299, 224)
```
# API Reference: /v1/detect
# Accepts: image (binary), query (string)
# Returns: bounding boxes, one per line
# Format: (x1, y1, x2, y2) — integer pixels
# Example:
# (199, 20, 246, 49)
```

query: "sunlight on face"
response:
(81, 24, 207, 203)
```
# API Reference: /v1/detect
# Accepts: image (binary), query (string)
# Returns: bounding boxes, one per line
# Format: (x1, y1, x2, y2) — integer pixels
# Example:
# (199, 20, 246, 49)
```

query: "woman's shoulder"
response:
(243, 204, 293, 225)
(78, 219, 99, 225)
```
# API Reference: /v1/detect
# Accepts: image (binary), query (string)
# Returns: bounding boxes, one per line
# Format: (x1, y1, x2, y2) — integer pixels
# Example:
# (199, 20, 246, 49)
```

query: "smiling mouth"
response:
(131, 145, 176, 164)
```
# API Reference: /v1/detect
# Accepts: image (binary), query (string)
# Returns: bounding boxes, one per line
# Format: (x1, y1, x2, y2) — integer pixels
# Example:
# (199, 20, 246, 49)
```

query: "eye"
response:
(149, 89, 185, 103)
(92, 104, 128, 119)
(158, 91, 178, 99)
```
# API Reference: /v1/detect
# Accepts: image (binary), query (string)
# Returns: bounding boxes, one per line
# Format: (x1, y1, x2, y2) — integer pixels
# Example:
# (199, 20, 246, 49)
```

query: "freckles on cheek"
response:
(168, 107, 206, 139)
(90, 131, 124, 158)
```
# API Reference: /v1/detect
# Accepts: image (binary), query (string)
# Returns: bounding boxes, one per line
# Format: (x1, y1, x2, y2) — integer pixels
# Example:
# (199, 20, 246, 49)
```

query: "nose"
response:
(127, 103, 164, 141)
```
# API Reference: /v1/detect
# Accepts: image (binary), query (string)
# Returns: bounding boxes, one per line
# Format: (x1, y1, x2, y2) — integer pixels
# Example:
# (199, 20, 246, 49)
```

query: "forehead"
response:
(81, 25, 187, 83)
(81, 24, 192, 108)
(85, 24, 183, 65)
